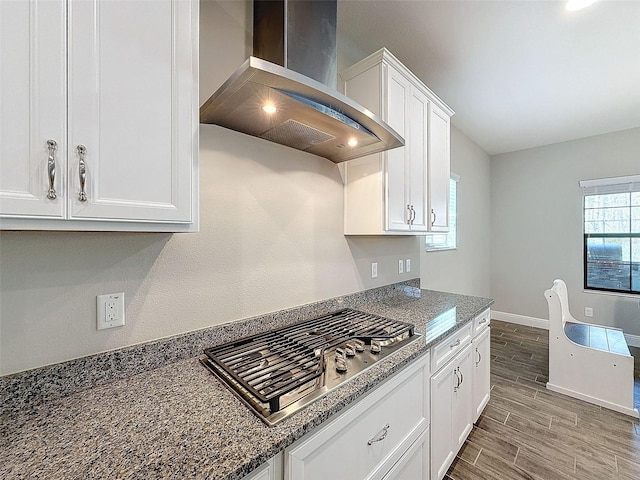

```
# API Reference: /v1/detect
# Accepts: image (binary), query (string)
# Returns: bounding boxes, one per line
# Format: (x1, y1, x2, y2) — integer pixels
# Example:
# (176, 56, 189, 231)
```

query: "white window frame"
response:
(580, 175, 640, 295)
(425, 174, 459, 251)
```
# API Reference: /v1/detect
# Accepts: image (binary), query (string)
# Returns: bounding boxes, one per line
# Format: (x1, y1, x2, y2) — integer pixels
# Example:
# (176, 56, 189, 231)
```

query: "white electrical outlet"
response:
(406, 259, 411, 273)
(398, 259, 404, 274)
(97, 292, 125, 330)
(371, 262, 378, 279)
(585, 307, 593, 317)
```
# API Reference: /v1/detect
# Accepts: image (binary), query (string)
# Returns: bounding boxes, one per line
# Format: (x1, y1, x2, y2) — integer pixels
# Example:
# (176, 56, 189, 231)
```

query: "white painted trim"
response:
(491, 311, 549, 330)
(624, 333, 640, 349)
(579, 175, 640, 188)
(546, 382, 640, 419)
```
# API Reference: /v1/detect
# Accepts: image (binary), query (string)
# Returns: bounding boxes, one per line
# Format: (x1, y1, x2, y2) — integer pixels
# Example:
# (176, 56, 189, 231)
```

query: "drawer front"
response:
(473, 309, 491, 336)
(431, 323, 472, 373)
(285, 354, 429, 480)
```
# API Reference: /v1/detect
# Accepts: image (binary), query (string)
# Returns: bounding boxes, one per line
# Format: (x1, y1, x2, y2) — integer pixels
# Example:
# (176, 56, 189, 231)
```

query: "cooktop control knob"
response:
(354, 339, 365, 352)
(371, 340, 382, 354)
(344, 343, 356, 357)
(335, 348, 348, 372)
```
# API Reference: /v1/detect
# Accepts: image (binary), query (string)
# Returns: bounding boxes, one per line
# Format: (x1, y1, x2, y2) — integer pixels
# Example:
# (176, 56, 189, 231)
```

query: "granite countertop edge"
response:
(0, 283, 493, 480)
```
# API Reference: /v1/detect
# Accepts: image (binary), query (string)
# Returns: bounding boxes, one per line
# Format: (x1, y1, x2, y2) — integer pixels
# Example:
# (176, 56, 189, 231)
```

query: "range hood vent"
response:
(200, 0, 404, 163)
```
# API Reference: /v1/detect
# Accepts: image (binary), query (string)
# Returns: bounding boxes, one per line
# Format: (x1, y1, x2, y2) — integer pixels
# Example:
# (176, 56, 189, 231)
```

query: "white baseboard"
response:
(491, 311, 549, 330)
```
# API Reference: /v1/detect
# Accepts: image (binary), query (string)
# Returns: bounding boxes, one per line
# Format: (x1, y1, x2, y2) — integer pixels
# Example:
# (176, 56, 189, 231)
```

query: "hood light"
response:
(262, 104, 277, 114)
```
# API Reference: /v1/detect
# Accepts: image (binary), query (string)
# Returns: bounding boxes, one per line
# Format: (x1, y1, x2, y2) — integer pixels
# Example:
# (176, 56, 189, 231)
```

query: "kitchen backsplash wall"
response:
(0, 0, 422, 376)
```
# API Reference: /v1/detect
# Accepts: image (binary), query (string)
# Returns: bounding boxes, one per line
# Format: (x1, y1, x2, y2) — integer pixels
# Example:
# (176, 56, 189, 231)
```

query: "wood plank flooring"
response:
(445, 320, 640, 480)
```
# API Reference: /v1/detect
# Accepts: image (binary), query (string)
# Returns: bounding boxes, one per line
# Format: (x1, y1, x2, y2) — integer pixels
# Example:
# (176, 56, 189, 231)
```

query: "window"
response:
(580, 175, 640, 295)
(425, 175, 458, 250)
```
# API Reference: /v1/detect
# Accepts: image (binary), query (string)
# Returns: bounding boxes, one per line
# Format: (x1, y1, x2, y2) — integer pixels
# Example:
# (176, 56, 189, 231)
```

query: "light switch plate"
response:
(398, 259, 404, 274)
(406, 259, 411, 273)
(97, 292, 125, 330)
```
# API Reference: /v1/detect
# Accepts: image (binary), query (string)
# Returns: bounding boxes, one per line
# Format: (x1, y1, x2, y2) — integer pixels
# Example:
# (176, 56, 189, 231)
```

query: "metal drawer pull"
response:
(406, 204, 412, 224)
(77, 145, 87, 202)
(479, 318, 488, 325)
(453, 368, 461, 392)
(431, 208, 436, 225)
(476, 348, 482, 367)
(46, 140, 57, 199)
(458, 366, 464, 385)
(449, 339, 461, 349)
(409, 205, 416, 224)
(368, 424, 390, 445)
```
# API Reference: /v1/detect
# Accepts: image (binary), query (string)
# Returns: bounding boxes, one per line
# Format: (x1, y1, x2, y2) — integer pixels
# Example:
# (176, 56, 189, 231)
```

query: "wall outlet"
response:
(585, 307, 593, 317)
(406, 259, 411, 273)
(398, 259, 404, 274)
(97, 292, 125, 330)
(371, 262, 378, 279)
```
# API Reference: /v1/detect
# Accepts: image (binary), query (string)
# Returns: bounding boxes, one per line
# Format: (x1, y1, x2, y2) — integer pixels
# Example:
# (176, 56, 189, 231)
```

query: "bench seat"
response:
(564, 322, 630, 356)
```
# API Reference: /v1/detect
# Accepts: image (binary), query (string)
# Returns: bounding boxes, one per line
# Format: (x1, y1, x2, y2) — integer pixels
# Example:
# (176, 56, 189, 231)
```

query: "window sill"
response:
(425, 247, 457, 252)
(583, 289, 639, 299)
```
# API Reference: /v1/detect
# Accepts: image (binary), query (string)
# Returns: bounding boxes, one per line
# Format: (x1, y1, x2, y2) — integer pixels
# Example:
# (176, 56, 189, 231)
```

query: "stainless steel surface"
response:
(46, 140, 57, 200)
(77, 145, 87, 202)
(367, 424, 390, 445)
(200, 0, 404, 163)
(201, 308, 421, 426)
(254, 0, 337, 89)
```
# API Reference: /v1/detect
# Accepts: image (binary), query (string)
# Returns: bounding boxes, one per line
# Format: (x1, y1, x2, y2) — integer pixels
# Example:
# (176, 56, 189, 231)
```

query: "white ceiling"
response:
(337, 0, 640, 155)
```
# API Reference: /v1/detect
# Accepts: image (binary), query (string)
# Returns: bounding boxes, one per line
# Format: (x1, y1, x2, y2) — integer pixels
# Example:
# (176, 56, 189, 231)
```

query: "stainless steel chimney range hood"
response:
(200, 0, 404, 164)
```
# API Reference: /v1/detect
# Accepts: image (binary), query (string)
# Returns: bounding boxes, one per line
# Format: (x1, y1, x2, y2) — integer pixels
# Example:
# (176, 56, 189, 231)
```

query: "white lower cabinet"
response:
(472, 317, 491, 423)
(284, 352, 430, 480)
(430, 342, 473, 480)
(242, 453, 283, 480)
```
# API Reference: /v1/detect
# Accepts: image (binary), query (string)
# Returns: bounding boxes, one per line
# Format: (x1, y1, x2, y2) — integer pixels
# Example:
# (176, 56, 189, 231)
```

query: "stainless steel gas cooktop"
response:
(201, 308, 421, 425)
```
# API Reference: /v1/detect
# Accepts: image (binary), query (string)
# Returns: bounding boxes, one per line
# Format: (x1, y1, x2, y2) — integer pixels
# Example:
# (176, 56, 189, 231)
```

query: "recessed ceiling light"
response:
(262, 104, 277, 114)
(347, 138, 358, 147)
(566, 0, 599, 11)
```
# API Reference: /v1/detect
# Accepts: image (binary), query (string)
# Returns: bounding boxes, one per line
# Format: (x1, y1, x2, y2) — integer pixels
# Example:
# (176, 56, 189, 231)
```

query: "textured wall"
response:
(0, 1, 421, 375)
(420, 126, 492, 298)
(491, 127, 640, 332)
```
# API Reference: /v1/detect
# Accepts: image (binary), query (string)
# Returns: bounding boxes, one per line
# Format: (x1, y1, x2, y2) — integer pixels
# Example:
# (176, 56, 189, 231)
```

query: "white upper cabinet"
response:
(0, 0, 198, 231)
(341, 48, 452, 235)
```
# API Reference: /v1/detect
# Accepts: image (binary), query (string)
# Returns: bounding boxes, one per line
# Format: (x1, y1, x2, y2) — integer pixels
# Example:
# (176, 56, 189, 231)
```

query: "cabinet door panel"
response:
(0, 0, 66, 218)
(408, 88, 427, 231)
(385, 67, 409, 231)
(473, 327, 491, 422)
(68, 0, 194, 223)
(452, 344, 473, 449)
(382, 428, 429, 480)
(430, 363, 455, 480)
(428, 104, 450, 232)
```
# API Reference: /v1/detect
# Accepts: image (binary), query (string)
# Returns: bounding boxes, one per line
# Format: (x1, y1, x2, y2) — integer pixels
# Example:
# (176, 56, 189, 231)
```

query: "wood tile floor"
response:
(445, 320, 640, 480)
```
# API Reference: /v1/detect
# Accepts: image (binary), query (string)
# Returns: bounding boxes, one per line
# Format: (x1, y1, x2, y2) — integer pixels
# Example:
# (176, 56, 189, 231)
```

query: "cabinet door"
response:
(430, 362, 455, 480)
(0, 0, 66, 218)
(68, 0, 195, 223)
(428, 103, 450, 232)
(384, 66, 410, 232)
(407, 87, 427, 231)
(473, 327, 491, 422)
(451, 344, 474, 450)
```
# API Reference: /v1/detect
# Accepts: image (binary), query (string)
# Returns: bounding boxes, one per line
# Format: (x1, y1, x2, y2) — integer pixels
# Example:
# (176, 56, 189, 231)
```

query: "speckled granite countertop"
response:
(0, 283, 492, 480)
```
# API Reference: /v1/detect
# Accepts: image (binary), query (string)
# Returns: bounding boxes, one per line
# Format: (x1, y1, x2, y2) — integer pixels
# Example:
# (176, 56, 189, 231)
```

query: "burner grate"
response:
(203, 309, 415, 415)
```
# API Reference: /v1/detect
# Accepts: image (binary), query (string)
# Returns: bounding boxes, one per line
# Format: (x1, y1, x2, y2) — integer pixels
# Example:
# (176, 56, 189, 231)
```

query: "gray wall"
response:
(491, 127, 640, 333)
(420, 127, 492, 298)
(0, 1, 421, 375)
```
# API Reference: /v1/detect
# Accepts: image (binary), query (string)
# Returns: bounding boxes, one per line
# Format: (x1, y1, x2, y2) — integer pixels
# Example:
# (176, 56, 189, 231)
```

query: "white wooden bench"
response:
(544, 279, 638, 418)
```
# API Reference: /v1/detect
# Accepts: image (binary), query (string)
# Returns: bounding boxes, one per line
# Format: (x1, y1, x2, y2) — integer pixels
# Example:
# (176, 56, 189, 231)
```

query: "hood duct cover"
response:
(200, 0, 404, 163)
